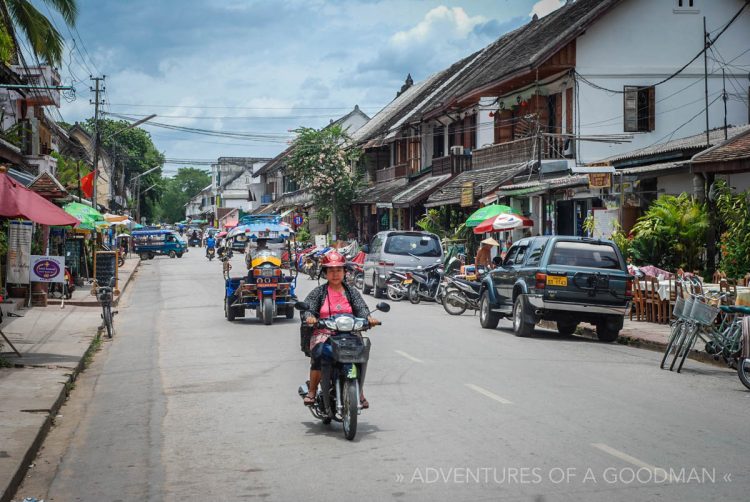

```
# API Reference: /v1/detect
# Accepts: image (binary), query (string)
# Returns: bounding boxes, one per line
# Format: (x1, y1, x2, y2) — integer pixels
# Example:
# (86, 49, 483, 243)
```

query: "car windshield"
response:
(384, 234, 441, 257)
(548, 241, 622, 270)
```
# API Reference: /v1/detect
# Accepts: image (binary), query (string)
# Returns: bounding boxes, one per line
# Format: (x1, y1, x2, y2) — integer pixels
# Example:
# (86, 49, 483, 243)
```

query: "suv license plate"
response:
(547, 275, 568, 287)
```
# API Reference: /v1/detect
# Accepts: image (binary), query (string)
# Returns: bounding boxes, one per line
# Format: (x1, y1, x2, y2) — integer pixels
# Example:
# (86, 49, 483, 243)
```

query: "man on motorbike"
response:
(300, 251, 379, 409)
(205, 235, 216, 257)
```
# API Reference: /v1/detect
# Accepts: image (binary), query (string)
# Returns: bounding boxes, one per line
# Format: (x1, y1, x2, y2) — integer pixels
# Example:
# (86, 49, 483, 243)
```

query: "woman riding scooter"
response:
(300, 251, 380, 408)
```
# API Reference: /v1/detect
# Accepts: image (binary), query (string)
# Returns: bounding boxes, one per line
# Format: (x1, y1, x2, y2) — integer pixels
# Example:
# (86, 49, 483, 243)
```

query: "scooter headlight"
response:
(323, 319, 337, 330)
(353, 319, 365, 331)
(335, 316, 355, 332)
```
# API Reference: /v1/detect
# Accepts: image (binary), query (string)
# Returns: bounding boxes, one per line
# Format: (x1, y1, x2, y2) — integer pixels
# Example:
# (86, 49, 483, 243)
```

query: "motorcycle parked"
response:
(385, 269, 412, 302)
(346, 262, 365, 291)
(441, 274, 482, 315)
(407, 264, 445, 304)
(296, 300, 390, 441)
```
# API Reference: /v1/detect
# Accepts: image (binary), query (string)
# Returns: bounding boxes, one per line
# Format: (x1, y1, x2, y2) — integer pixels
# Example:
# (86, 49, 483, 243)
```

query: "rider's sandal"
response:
(359, 397, 369, 409)
(303, 394, 315, 406)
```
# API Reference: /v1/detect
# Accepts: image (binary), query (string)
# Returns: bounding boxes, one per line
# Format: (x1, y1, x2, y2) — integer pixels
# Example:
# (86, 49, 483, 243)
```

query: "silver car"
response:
(362, 231, 444, 298)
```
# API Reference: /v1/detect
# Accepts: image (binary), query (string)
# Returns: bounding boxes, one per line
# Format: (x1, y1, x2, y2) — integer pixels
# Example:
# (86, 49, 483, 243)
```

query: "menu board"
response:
(592, 208, 619, 239)
(94, 251, 118, 289)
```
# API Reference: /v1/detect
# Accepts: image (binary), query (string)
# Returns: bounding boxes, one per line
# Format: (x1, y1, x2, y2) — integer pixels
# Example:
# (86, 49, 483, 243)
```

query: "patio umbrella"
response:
(473, 213, 534, 234)
(104, 213, 128, 222)
(0, 171, 79, 226)
(465, 204, 515, 227)
(216, 231, 227, 238)
(63, 202, 104, 227)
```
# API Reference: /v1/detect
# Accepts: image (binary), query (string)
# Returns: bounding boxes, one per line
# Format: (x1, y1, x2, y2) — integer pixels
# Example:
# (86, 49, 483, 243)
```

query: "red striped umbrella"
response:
(473, 213, 533, 234)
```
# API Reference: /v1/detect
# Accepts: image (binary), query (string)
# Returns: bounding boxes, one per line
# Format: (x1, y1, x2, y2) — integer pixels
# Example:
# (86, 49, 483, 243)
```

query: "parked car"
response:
(362, 231, 443, 298)
(478, 236, 632, 342)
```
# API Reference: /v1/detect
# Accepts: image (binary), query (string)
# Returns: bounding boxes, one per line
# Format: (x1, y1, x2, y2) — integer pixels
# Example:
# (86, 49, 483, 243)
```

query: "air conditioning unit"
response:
(450, 145, 464, 156)
(563, 139, 575, 158)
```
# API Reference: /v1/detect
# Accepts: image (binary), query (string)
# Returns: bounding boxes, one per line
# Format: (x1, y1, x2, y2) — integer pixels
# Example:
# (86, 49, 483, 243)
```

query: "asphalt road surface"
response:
(16, 249, 750, 501)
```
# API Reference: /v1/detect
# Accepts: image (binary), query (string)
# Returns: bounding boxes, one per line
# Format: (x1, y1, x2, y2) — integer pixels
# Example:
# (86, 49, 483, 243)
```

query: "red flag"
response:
(81, 171, 94, 198)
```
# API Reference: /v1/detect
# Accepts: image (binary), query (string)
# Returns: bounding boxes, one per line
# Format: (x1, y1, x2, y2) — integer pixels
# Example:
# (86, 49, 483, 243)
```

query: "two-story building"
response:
(352, 0, 750, 239)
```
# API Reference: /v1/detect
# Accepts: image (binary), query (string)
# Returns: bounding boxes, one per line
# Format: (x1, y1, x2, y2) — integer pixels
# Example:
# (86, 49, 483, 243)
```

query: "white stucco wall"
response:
(657, 172, 696, 196)
(575, 0, 750, 163)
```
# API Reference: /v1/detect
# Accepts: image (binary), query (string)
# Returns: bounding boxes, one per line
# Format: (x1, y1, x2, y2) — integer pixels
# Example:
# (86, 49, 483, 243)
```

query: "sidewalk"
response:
(0, 257, 140, 502)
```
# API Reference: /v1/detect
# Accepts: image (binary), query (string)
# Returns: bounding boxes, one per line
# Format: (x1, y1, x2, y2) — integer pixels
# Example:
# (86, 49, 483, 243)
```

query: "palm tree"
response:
(0, 0, 78, 66)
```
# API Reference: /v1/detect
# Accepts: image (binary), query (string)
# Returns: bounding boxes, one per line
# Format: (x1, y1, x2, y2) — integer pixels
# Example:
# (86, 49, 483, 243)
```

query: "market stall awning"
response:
(0, 170, 80, 226)
(391, 174, 451, 208)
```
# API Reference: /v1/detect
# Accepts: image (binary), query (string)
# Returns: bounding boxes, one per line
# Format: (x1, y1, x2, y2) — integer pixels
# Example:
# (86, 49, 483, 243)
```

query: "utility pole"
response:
(90, 75, 105, 209)
(722, 68, 728, 140)
(703, 17, 710, 147)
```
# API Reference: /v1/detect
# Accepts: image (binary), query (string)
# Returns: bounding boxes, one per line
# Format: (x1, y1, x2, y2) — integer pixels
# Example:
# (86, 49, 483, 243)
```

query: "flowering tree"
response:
(286, 124, 362, 239)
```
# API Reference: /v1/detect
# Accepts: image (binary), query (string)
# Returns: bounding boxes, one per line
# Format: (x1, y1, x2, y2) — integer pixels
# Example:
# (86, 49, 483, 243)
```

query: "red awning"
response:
(0, 171, 80, 226)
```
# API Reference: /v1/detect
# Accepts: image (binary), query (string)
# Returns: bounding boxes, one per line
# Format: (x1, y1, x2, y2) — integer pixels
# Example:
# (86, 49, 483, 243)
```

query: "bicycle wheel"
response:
(660, 321, 684, 369)
(669, 323, 693, 371)
(104, 304, 114, 338)
(676, 327, 701, 373)
(738, 358, 750, 390)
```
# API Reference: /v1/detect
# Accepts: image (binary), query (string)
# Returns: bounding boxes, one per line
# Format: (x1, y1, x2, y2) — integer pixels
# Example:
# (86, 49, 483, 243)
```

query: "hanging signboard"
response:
(588, 173, 612, 189)
(29, 255, 65, 283)
(376, 202, 393, 209)
(460, 182, 475, 207)
(6, 220, 33, 284)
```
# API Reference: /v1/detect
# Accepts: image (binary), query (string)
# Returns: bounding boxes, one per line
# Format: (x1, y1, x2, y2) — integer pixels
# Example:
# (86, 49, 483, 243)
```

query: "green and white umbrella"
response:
(465, 204, 516, 227)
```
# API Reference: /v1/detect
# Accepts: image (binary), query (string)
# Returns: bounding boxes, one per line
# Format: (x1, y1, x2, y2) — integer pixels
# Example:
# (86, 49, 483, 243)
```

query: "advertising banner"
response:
(6, 220, 33, 284)
(30, 255, 65, 283)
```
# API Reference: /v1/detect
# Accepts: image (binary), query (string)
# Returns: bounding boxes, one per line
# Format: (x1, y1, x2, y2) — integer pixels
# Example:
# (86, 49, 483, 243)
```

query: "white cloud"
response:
(529, 0, 565, 18)
(392, 6, 486, 48)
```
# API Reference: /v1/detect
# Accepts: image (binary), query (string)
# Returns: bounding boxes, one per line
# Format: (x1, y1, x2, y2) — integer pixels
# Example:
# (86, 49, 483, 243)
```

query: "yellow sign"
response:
(460, 182, 475, 207)
(588, 173, 611, 189)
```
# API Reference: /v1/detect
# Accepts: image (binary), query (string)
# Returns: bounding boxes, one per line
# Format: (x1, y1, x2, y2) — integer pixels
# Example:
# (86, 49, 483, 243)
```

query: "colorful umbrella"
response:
(473, 213, 534, 234)
(63, 202, 104, 226)
(0, 171, 79, 226)
(465, 204, 515, 227)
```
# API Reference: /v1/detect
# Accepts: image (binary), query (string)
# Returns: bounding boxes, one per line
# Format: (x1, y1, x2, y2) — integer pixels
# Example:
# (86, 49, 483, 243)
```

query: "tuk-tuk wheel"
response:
(226, 296, 236, 321)
(285, 306, 295, 319)
(169, 250, 177, 259)
(177, 253, 183, 258)
(147, 252, 155, 260)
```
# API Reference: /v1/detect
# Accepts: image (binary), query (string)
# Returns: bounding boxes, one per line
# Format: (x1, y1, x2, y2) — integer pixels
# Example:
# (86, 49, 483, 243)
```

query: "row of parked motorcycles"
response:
(380, 259, 483, 316)
(297, 243, 365, 290)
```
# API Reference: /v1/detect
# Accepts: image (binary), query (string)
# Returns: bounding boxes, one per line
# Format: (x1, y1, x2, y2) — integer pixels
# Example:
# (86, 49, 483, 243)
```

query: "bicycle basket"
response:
(330, 336, 370, 364)
(690, 300, 720, 326)
(672, 297, 685, 319)
(682, 297, 695, 321)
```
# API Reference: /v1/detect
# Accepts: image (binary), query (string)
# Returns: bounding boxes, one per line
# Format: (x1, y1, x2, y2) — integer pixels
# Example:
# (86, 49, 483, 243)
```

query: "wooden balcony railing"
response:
(432, 154, 472, 177)
(472, 134, 572, 170)
(375, 162, 407, 182)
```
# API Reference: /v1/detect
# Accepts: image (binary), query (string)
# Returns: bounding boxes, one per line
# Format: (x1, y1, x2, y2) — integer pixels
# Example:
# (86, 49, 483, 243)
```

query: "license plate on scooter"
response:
(403, 279, 413, 284)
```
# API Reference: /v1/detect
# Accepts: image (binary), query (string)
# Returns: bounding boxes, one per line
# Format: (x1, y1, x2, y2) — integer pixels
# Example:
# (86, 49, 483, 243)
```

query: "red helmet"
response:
(321, 250, 346, 268)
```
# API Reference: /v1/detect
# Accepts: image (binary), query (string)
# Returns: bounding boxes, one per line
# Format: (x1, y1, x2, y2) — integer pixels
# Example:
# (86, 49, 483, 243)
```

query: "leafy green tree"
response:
(714, 180, 750, 279)
(81, 118, 165, 220)
(0, 0, 78, 65)
(50, 151, 85, 195)
(285, 125, 363, 238)
(151, 168, 210, 223)
(630, 193, 708, 271)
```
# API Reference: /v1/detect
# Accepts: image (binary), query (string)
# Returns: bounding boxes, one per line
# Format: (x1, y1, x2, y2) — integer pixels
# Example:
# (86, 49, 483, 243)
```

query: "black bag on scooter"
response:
(300, 323, 313, 356)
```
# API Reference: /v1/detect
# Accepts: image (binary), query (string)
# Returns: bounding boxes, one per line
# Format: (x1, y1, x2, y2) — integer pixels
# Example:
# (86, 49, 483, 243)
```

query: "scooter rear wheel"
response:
(442, 290, 467, 316)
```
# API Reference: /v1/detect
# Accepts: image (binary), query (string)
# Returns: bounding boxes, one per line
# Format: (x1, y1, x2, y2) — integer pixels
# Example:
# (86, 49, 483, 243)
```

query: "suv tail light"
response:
(625, 277, 634, 298)
(535, 272, 547, 290)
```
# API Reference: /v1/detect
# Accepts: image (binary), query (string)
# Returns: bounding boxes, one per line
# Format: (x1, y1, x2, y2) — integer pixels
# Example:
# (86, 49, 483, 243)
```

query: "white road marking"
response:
(591, 443, 664, 473)
(395, 350, 423, 363)
(465, 384, 513, 404)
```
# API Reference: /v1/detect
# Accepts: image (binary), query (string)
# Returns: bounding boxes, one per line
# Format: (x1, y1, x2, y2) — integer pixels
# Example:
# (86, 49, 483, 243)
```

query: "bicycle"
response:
(97, 277, 117, 338)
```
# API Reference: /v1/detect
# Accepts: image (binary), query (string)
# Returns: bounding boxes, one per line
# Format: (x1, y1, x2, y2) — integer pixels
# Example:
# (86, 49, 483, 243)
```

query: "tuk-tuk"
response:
(224, 216, 297, 325)
(132, 229, 188, 259)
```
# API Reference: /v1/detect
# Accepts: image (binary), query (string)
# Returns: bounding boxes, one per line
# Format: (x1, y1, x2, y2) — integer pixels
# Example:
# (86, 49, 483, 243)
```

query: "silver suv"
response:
(362, 231, 444, 298)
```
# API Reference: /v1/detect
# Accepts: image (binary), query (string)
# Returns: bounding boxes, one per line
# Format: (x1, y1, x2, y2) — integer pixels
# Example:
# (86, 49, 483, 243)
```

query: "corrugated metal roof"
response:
(425, 163, 527, 207)
(392, 174, 451, 208)
(498, 175, 588, 197)
(619, 161, 689, 176)
(353, 178, 408, 204)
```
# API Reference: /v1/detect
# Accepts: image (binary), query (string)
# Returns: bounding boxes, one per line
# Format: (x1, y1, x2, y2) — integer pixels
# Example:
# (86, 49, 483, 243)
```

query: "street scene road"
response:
(14, 250, 748, 502)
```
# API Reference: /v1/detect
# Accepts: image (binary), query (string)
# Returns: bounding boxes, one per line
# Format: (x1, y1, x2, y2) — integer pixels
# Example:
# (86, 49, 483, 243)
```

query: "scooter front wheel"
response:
(342, 379, 358, 440)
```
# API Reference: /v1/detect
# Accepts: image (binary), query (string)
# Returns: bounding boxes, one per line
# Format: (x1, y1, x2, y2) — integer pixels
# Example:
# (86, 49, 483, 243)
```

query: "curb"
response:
(579, 327, 728, 368)
(2, 259, 140, 502)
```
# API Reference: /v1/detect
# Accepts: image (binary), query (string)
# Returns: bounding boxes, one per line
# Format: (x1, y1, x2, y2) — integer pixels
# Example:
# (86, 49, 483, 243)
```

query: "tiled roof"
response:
(421, 0, 621, 116)
(425, 164, 527, 207)
(599, 125, 750, 165)
(392, 174, 452, 208)
(497, 174, 588, 196)
(692, 127, 750, 164)
(353, 178, 408, 204)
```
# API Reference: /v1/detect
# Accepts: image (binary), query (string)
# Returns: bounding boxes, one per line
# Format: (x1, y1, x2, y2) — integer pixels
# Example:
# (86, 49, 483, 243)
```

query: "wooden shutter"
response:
(566, 88, 573, 133)
(648, 86, 656, 132)
(624, 86, 638, 132)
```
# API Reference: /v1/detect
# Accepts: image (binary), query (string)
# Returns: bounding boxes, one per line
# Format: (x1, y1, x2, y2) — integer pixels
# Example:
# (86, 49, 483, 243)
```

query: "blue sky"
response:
(53, 0, 565, 175)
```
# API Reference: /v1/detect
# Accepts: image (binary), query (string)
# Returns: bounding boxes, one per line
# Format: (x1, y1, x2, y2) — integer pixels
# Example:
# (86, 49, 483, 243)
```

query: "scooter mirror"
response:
(375, 302, 391, 312)
(294, 301, 310, 311)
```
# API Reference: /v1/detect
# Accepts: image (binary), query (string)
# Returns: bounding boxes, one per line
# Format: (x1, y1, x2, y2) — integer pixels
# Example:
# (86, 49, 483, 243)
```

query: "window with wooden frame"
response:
(407, 138, 421, 175)
(624, 86, 655, 132)
(432, 126, 445, 158)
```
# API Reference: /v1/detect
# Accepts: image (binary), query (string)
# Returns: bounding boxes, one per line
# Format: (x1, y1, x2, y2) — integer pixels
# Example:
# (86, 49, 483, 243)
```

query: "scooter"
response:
(441, 274, 482, 315)
(385, 269, 412, 302)
(407, 264, 445, 304)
